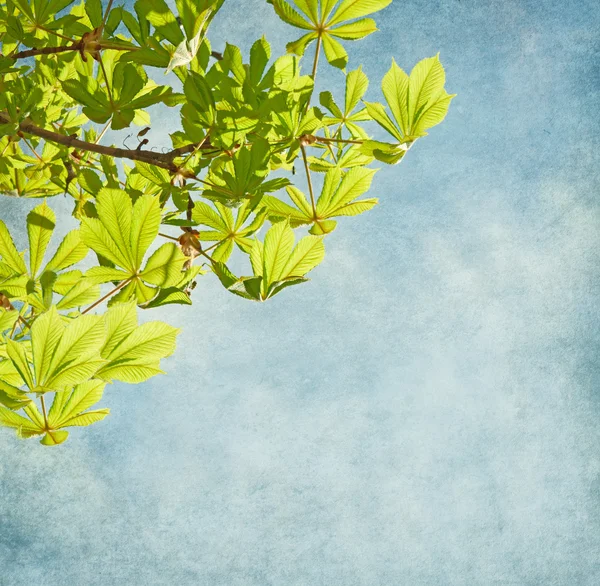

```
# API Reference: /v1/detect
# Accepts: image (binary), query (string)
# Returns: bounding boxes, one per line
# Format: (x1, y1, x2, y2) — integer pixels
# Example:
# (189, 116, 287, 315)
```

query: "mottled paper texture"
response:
(1, 0, 599, 584)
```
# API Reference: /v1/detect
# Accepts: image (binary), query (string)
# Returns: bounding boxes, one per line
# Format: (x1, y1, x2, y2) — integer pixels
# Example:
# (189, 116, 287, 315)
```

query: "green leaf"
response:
(0, 221, 27, 275)
(375, 55, 455, 140)
(48, 379, 106, 428)
(98, 313, 180, 384)
(262, 221, 295, 287)
(363, 101, 402, 141)
(56, 409, 109, 428)
(309, 219, 337, 234)
(85, 0, 103, 27)
(44, 315, 106, 391)
(345, 67, 369, 113)
(130, 195, 161, 268)
(27, 201, 56, 277)
(269, 0, 314, 30)
(321, 166, 377, 214)
(31, 306, 63, 387)
(329, 18, 377, 40)
(95, 188, 134, 270)
(6, 339, 34, 391)
(407, 54, 445, 127)
(141, 244, 187, 288)
(281, 235, 324, 278)
(328, 0, 392, 25)
(101, 301, 138, 358)
(0, 406, 43, 435)
(137, 0, 185, 46)
(56, 279, 101, 310)
(45, 230, 88, 273)
(40, 431, 69, 445)
(381, 58, 409, 136)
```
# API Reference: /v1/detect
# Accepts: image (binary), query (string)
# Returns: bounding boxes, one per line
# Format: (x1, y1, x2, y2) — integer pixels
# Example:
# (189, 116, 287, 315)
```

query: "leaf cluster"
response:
(0, 0, 454, 445)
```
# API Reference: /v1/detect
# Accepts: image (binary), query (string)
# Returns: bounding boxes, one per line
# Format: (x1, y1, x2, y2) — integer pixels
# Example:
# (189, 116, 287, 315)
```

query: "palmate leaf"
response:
(319, 67, 370, 138)
(81, 189, 187, 304)
(0, 299, 180, 444)
(263, 167, 377, 234)
(1, 307, 107, 395)
(213, 221, 324, 301)
(365, 54, 456, 143)
(269, 0, 391, 69)
(0, 379, 110, 446)
(0, 203, 93, 311)
(45, 379, 109, 444)
(190, 199, 268, 262)
(96, 301, 180, 384)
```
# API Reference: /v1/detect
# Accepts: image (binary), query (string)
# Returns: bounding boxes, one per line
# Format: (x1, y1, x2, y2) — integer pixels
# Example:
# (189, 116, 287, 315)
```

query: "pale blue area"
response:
(1, 1, 600, 584)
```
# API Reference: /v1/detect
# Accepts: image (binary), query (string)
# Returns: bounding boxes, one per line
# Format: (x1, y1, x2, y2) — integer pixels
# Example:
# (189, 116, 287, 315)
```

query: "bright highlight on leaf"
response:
(214, 221, 325, 301)
(269, 0, 391, 69)
(365, 54, 456, 147)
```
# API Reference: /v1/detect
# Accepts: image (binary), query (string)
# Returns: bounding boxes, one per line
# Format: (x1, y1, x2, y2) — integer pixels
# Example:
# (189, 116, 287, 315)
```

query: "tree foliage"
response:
(0, 0, 454, 445)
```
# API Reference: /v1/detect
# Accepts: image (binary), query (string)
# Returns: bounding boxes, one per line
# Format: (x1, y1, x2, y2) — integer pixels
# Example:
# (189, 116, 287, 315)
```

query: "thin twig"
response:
(159, 232, 179, 241)
(22, 137, 43, 162)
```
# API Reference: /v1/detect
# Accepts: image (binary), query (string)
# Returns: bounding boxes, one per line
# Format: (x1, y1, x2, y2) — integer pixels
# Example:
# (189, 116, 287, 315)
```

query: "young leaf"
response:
(27, 201, 56, 277)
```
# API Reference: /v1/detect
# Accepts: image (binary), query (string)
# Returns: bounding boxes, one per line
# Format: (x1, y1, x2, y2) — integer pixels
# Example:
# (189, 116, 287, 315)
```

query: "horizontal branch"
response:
(11, 43, 79, 60)
(1, 113, 213, 172)
(10, 42, 224, 62)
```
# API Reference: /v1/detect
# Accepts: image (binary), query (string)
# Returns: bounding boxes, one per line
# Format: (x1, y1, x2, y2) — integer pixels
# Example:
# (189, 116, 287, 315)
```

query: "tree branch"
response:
(1, 113, 214, 172)
(10, 43, 79, 60)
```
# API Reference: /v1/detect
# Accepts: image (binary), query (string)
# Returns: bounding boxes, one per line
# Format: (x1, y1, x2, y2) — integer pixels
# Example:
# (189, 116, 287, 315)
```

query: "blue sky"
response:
(1, 0, 600, 584)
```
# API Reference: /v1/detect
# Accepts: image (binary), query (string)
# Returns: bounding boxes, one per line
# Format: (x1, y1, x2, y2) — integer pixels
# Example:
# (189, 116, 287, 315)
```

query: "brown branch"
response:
(11, 43, 79, 60)
(0, 113, 213, 172)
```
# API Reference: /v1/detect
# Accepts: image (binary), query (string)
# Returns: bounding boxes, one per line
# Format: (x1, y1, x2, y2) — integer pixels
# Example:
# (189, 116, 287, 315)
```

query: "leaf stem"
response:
(300, 144, 317, 216)
(98, 55, 116, 110)
(316, 136, 365, 145)
(81, 278, 133, 315)
(36, 24, 75, 43)
(95, 120, 112, 144)
(102, 0, 115, 28)
(312, 33, 322, 80)
(22, 137, 43, 162)
(40, 395, 49, 430)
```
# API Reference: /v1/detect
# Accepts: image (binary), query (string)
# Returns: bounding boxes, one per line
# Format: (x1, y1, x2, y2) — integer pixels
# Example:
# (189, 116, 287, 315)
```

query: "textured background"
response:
(1, 0, 600, 584)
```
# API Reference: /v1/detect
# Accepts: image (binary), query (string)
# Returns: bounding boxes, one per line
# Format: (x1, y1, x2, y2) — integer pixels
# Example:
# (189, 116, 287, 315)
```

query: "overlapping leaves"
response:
(81, 188, 187, 305)
(0, 201, 92, 312)
(214, 220, 325, 301)
(0, 301, 179, 444)
(262, 166, 377, 234)
(364, 54, 456, 152)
